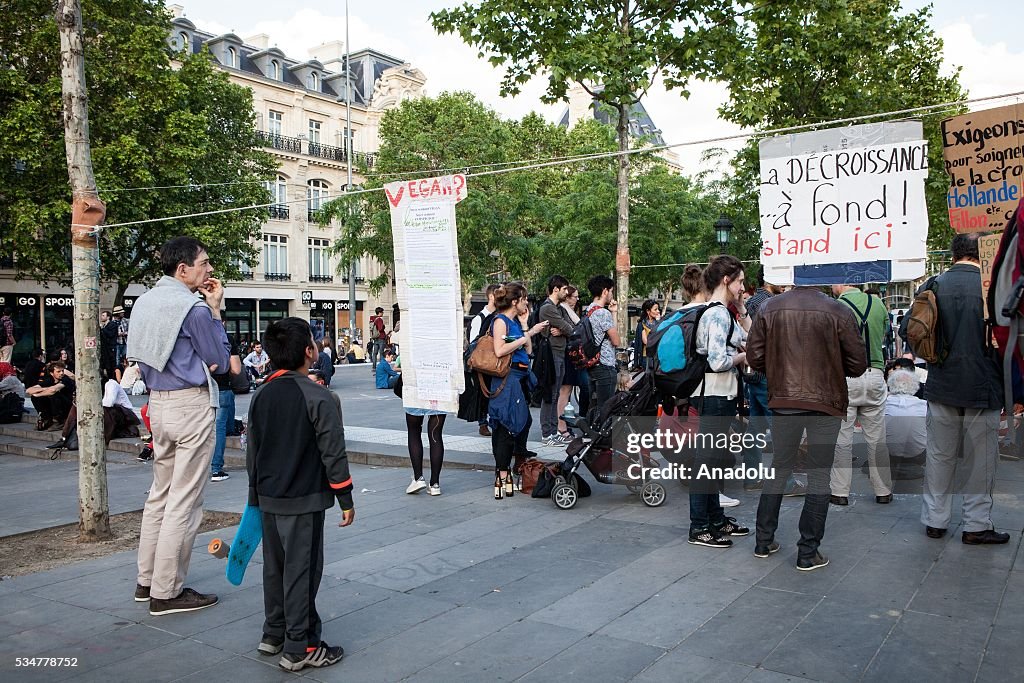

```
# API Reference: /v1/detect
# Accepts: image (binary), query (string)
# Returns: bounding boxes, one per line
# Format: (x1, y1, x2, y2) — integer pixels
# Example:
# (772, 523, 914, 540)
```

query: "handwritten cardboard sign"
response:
(942, 104, 1024, 233)
(979, 232, 1002, 317)
(758, 123, 929, 282)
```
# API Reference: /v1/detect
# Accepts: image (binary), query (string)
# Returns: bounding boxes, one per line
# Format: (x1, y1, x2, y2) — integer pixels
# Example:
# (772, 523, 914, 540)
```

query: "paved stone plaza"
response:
(1, 367, 1023, 681)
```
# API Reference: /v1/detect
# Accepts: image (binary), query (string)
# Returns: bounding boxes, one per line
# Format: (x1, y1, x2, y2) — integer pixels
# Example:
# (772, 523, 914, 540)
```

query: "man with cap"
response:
(114, 305, 129, 369)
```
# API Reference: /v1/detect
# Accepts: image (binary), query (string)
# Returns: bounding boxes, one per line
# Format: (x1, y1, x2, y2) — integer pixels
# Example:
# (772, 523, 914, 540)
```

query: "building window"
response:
(263, 234, 288, 276)
(308, 238, 332, 280)
(339, 127, 353, 152)
(177, 32, 190, 53)
(307, 179, 329, 214)
(231, 257, 253, 279)
(308, 72, 319, 91)
(269, 59, 280, 80)
(265, 175, 288, 220)
(308, 120, 321, 144)
(267, 110, 282, 136)
(226, 46, 238, 68)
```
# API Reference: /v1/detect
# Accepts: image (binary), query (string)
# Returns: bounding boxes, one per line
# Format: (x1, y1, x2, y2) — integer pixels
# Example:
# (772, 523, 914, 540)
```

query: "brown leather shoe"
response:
(478, 424, 491, 437)
(829, 495, 849, 506)
(926, 526, 946, 539)
(962, 529, 1010, 545)
(875, 494, 893, 504)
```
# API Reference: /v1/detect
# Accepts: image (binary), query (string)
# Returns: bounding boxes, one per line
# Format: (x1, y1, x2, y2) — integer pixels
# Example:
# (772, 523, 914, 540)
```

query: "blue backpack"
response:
(647, 302, 732, 400)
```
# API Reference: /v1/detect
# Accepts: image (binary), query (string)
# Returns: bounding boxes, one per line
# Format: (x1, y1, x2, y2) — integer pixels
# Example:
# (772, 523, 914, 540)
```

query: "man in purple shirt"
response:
(128, 236, 230, 616)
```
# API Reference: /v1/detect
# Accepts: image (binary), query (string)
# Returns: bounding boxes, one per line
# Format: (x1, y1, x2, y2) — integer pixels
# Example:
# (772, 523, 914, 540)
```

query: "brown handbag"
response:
(468, 330, 511, 378)
(518, 458, 547, 495)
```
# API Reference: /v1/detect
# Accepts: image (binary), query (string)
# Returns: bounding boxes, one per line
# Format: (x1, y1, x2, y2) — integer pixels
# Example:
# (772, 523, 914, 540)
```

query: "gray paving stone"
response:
(466, 557, 616, 620)
(168, 654, 297, 683)
(517, 632, 664, 682)
(994, 569, 1024, 630)
(863, 610, 987, 681)
(907, 565, 1008, 624)
(0, 600, 108, 640)
(760, 596, 900, 682)
(408, 618, 587, 682)
(740, 668, 819, 682)
(0, 606, 126, 657)
(319, 592, 456, 655)
(674, 587, 820, 665)
(627, 650, 755, 682)
(976, 627, 1024, 683)
(600, 566, 754, 650)
(60, 636, 234, 683)
(826, 549, 927, 610)
(312, 605, 519, 682)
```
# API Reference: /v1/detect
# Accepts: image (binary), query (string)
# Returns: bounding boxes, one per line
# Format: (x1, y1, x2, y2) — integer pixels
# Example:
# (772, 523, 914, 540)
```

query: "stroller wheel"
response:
(552, 482, 578, 510)
(641, 481, 666, 507)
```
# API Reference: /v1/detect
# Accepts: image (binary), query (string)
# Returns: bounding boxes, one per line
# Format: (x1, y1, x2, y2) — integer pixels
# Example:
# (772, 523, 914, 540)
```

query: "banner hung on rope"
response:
(758, 121, 929, 285)
(941, 103, 1024, 233)
(385, 174, 467, 412)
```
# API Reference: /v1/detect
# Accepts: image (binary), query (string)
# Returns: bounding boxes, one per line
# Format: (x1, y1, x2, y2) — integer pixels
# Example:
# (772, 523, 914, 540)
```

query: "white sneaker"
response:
(428, 484, 441, 496)
(719, 493, 741, 508)
(406, 477, 427, 494)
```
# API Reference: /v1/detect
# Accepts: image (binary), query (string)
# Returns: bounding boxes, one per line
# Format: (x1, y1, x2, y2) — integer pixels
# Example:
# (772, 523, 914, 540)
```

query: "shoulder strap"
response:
(839, 295, 873, 363)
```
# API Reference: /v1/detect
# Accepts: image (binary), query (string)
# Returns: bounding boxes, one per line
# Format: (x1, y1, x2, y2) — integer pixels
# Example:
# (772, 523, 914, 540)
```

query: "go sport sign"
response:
(758, 121, 929, 285)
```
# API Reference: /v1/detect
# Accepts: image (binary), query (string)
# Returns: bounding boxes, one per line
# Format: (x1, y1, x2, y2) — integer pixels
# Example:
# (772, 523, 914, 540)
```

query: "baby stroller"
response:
(553, 371, 667, 510)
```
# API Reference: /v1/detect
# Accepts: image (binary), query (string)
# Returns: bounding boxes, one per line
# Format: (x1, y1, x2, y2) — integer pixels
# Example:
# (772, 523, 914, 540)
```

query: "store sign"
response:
(301, 290, 313, 304)
(310, 301, 334, 312)
(45, 296, 74, 308)
(2, 295, 39, 308)
(123, 297, 137, 309)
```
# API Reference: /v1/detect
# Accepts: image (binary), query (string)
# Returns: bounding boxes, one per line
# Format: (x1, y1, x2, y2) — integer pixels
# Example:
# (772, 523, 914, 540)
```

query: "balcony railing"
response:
(310, 275, 334, 283)
(264, 272, 291, 282)
(235, 271, 254, 280)
(256, 130, 302, 153)
(341, 275, 366, 284)
(269, 205, 289, 220)
(308, 141, 346, 162)
(308, 209, 325, 223)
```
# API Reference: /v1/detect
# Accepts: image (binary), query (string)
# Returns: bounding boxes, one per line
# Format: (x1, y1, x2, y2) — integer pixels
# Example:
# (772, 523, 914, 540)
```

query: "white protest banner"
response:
(385, 174, 467, 413)
(758, 122, 929, 285)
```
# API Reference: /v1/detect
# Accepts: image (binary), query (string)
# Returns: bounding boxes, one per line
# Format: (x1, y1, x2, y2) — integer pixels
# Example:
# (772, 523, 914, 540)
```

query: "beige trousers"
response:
(137, 387, 215, 600)
(830, 368, 893, 497)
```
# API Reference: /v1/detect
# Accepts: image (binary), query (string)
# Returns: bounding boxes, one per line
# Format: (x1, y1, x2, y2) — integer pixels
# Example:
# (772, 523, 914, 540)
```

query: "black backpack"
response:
(0, 392, 22, 424)
(647, 302, 732, 402)
(566, 308, 603, 369)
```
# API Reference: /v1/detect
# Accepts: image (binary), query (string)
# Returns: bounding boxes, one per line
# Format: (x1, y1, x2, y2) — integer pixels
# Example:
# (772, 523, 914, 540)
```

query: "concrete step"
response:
(12, 412, 243, 450)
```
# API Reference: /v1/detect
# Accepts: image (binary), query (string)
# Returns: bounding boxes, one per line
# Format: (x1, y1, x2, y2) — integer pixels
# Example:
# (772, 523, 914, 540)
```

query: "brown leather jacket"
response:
(746, 287, 867, 416)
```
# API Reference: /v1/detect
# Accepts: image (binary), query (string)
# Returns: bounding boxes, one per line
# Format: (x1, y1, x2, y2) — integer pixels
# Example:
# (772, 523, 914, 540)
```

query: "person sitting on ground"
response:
(26, 361, 75, 430)
(346, 340, 366, 364)
(243, 341, 270, 381)
(47, 370, 140, 451)
(310, 340, 335, 387)
(22, 348, 46, 390)
(120, 361, 147, 395)
(0, 362, 26, 423)
(375, 348, 400, 389)
(884, 369, 927, 480)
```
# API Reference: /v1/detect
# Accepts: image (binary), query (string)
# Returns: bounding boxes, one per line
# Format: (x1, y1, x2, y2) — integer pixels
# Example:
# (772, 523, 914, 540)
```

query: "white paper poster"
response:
(385, 174, 467, 412)
(758, 122, 929, 285)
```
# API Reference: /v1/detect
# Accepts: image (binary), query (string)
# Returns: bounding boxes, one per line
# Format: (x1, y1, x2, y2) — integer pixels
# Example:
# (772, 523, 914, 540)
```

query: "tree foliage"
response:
(713, 0, 964, 261)
(0, 0, 277, 301)
(328, 91, 720, 306)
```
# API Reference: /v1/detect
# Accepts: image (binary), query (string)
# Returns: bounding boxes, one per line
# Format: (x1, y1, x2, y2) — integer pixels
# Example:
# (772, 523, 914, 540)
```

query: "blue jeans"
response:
(690, 396, 735, 533)
(743, 378, 770, 470)
(212, 388, 235, 473)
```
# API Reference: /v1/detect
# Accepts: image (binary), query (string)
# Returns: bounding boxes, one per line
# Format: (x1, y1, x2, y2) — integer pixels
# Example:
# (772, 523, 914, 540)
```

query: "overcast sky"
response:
(171, 1, 1024, 174)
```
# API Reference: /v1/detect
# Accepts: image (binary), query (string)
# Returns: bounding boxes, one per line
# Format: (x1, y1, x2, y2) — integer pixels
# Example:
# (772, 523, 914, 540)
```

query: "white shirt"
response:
(102, 379, 133, 410)
(469, 305, 495, 340)
(885, 393, 927, 458)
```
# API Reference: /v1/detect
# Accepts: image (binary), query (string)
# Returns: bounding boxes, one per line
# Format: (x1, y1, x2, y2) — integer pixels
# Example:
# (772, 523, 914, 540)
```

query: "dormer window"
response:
(269, 60, 280, 80)
(177, 32, 190, 53)
(308, 72, 319, 91)
(227, 46, 239, 68)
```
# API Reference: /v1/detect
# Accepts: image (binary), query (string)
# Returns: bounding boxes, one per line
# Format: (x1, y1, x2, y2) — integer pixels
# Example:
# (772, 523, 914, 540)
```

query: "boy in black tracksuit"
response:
(246, 317, 355, 672)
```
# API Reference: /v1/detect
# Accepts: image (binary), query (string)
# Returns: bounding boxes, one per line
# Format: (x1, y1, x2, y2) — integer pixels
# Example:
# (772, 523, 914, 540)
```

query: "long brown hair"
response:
(494, 282, 528, 310)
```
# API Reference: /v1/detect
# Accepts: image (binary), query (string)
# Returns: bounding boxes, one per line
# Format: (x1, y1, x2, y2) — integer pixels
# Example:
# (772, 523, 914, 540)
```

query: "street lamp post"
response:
(714, 215, 733, 252)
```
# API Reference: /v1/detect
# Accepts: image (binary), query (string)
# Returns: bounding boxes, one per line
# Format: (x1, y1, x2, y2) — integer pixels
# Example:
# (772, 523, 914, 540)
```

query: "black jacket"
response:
(246, 370, 354, 514)
(924, 262, 1003, 409)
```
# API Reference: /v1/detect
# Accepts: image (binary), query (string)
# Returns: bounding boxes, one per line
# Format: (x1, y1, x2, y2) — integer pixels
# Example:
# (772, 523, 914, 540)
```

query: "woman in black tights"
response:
(405, 407, 447, 495)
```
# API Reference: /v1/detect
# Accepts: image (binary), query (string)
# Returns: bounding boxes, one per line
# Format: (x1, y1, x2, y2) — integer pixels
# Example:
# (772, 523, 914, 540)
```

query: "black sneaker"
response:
(687, 529, 732, 548)
(46, 438, 66, 450)
(279, 643, 345, 671)
(753, 541, 781, 558)
(257, 635, 284, 656)
(796, 552, 830, 572)
(134, 584, 150, 602)
(713, 517, 751, 537)
(210, 471, 230, 482)
(149, 587, 218, 615)
(137, 446, 153, 462)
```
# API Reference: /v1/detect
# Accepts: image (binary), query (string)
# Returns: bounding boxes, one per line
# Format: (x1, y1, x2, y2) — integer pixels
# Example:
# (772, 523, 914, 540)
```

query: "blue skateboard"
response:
(208, 504, 262, 586)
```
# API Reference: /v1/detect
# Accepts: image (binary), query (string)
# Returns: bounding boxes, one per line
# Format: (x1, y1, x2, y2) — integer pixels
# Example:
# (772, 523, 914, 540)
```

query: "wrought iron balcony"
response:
(310, 275, 334, 283)
(256, 130, 302, 153)
(235, 271, 254, 280)
(308, 141, 346, 161)
(340, 275, 366, 284)
(264, 272, 291, 282)
(269, 205, 289, 220)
